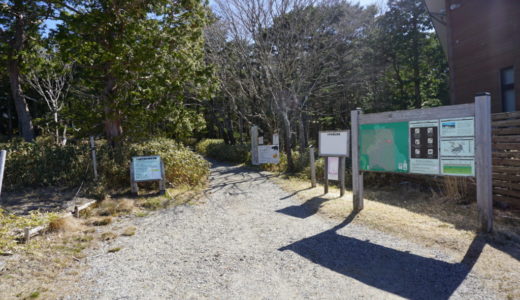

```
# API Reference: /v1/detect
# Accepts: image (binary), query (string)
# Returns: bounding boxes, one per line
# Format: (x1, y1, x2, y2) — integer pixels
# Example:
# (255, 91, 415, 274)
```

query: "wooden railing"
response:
(492, 111, 520, 209)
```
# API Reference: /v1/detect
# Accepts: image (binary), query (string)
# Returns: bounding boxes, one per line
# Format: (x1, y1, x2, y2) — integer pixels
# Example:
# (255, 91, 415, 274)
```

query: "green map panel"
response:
(360, 122, 409, 173)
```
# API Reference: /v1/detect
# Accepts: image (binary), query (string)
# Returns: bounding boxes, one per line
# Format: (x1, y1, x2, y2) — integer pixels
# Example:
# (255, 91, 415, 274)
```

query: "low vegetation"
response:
(195, 139, 250, 164)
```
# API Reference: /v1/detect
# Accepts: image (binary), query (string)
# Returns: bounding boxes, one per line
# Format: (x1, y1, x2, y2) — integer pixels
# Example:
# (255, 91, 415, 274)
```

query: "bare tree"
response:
(211, 0, 375, 170)
(25, 61, 72, 145)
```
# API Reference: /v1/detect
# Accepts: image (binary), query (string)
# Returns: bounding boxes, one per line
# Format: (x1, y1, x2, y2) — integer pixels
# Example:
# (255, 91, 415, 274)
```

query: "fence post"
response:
(130, 160, 139, 195)
(89, 136, 98, 180)
(475, 93, 493, 232)
(0, 150, 5, 203)
(351, 109, 364, 211)
(310, 147, 316, 188)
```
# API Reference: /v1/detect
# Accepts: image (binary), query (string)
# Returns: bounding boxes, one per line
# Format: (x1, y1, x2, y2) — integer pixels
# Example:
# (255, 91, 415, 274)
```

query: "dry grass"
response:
(273, 176, 520, 299)
(121, 226, 136, 237)
(47, 216, 83, 233)
(91, 217, 112, 226)
(97, 198, 135, 216)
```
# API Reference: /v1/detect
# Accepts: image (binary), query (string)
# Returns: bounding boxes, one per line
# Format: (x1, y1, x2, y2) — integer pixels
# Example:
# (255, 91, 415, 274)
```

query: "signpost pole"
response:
(340, 157, 346, 196)
(351, 109, 364, 211)
(251, 126, 259, 165)
(159, 159, 166, 195)
(89, 136, 98, 180)
(324, 157, 329, 194)
(0, 150, 6, 203)
(310, 147, 316, 188)
(130, 160, 138, 195)
(475, 93, 493, 232)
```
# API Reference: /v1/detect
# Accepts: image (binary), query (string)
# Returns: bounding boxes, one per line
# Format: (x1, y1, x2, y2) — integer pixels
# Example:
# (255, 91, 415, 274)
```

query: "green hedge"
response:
(1, 138, 210, 192)
(195, 139, 250, 164)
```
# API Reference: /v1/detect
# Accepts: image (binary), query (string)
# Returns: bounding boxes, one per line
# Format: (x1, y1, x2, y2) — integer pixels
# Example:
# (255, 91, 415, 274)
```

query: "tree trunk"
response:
(282, 111, 294, 172)
(102, 74, 122, 147)
(7, 14, 34, 142)
(225, 105, 236, 145)
(298, 112, 306, 152)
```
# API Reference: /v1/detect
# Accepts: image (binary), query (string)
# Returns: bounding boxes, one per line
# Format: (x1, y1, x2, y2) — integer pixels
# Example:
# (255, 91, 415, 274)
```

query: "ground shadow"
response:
(279, 212, 486, 300)
(276, 195, 331, 219)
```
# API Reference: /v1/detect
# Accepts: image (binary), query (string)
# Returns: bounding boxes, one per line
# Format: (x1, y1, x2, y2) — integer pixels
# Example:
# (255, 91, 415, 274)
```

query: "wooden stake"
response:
(0, 150, 6, 203)
(89, 137, 98, 180)
(310, 147, 316, 188)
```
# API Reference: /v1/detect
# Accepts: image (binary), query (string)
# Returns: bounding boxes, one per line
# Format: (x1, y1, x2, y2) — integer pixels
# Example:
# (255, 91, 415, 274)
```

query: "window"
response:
(501, 67, 515, 112)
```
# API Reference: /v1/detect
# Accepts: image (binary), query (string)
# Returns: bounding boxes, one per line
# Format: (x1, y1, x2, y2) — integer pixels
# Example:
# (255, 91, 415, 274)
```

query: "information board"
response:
(258, 145, 280, 164)
(359, 117, 475, 176)
(409, 120, 439, 174)
(319, 131, 349, 157)
(132, 156, 163, 182)
(359, 122, 409, 173)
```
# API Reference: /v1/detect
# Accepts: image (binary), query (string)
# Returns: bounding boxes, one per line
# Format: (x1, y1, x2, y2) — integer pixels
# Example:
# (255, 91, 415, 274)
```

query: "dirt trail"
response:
(64, 162, 499, 299)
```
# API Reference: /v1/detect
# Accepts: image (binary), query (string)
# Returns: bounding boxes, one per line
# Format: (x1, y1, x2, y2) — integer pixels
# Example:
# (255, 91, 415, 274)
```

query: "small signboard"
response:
(258, 145, 280, 164)
(132, 156, 163, 182)
(319, 131, 350, 157)
(130, 156, 165, 195)
(327, 157, 339, 181)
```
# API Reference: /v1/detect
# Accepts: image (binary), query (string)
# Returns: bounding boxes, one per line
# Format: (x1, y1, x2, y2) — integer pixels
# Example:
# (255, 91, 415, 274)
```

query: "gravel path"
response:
(64, 162, 499, 300)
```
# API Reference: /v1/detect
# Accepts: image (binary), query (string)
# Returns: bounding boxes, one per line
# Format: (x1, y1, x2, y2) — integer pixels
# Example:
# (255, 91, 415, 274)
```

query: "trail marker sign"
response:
(319, 131, 349, 157)
(318, 130, 349, 196)
(130, 156, 166, 195)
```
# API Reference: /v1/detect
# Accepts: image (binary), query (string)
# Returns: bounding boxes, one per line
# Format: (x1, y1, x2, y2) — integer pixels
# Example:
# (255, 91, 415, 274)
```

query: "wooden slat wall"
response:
(492, 111, 520, 209)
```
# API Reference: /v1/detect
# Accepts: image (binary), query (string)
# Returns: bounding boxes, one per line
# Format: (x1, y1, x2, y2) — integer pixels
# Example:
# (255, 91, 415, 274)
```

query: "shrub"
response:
(195, 139, 250, 164)
(1, 137, 210, 194)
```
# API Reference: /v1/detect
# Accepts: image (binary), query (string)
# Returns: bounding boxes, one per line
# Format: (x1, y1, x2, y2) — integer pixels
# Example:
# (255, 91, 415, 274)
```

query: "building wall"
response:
(447, 0, 520, 112)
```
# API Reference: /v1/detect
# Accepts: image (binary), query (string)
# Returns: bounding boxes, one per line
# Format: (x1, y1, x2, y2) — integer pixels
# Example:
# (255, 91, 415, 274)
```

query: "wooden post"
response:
(310, 147, 316, 188)
(251, 126, 259, 165)
(340, 157, 346, 196)
(0, 150, 6, 202)
(130, 160, 138, 195)
(324, 157, 329, 194)
(475, 93, 493, 232)
(351, 109, 364, 211)
(89, 136, 98, 180)
(159, 159, 166, 195)
(24, 227, 30, 243)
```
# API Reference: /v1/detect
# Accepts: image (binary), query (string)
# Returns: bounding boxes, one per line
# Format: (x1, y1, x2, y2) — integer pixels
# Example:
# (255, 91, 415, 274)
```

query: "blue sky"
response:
(44, 0, 386, 34)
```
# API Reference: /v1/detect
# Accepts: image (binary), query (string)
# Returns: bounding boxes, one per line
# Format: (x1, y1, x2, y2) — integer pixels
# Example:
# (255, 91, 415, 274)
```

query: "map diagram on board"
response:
(360, 122, 409, 173)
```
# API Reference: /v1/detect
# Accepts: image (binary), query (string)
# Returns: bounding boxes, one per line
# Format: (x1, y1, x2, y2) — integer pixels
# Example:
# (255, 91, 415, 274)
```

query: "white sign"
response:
(258, 136, 264, 145)
(258, 145, 280, 164)
(132, 156, 163, 182)
(273, 134, 279, 145)
(441, 159, 475, 176)
(440, 138, 475, 157)
(327, 157, 339, 181)
(409, 120, 440, 175)
(319, 131, 350, 157)
(440, 117, 474, 137)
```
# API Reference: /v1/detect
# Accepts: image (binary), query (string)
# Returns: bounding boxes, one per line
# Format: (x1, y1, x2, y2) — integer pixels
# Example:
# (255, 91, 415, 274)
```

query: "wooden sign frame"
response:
(351, 94, 493, 232)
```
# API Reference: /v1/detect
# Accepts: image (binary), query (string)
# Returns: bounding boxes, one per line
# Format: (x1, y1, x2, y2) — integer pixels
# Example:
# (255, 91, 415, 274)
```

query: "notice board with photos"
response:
(359, 117, 475, 176)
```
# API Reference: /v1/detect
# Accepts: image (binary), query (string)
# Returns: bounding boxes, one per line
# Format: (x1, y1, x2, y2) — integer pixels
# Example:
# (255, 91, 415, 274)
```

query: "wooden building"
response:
(425, 0, 520, 112)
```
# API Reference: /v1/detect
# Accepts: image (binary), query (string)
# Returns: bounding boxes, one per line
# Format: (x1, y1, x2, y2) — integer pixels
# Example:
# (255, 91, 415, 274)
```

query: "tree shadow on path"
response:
(279, 212, 488, 300)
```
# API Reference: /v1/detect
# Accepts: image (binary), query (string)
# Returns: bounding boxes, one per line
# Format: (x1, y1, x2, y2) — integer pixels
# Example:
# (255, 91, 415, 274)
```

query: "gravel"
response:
(64, 162, 499, 300)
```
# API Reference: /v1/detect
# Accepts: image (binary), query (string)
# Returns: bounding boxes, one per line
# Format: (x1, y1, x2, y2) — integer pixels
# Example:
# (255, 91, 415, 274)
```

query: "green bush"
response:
(1, 138, 210, 194)
(195, 139, 250, 164)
